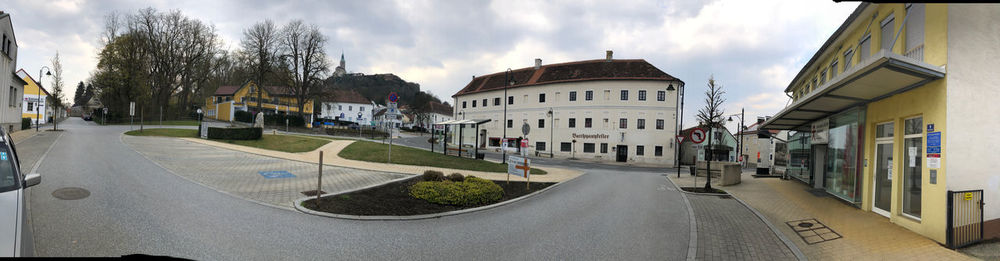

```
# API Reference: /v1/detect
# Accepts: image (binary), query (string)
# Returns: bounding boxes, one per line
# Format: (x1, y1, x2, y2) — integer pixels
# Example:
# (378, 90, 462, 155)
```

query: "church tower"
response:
(334, 52, 347, 77)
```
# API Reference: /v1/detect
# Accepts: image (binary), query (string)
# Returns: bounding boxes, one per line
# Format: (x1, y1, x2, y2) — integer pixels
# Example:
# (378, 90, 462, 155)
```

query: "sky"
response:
(6, 0, 858, 132)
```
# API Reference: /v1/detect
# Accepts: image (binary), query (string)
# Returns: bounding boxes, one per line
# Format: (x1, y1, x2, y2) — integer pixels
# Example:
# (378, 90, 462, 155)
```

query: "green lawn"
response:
(339, 141, 547, 174)
(113, 120, 201, 126)
(216, 134, 330, 153)
(124, 128, 198, 137)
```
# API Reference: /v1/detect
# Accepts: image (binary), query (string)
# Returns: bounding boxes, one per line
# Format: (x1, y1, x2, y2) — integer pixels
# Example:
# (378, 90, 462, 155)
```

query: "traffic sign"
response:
(676, 135, 685, 143)
(690, 128, 707, 144)
(388, 92, 399, 103)
(521, 122, 530, 136)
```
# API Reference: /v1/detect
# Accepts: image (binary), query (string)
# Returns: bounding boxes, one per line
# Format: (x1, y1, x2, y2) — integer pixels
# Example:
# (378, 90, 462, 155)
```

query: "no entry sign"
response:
(690, 128, 707, 144)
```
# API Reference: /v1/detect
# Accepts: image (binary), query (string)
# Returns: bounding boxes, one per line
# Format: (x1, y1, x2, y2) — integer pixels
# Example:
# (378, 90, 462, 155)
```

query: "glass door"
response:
(873, 122, 894, 217)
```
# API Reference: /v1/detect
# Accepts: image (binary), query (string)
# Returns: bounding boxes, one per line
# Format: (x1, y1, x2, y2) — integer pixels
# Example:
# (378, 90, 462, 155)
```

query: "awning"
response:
(762, 50, 945, 131)
(434, 119, 491, 126)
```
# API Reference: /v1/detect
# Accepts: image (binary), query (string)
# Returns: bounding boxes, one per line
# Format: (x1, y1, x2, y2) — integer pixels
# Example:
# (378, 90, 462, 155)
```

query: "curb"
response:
(294, 172, 587, 221)
(666, 173, 808, 261)
(667, 175, 699, 261)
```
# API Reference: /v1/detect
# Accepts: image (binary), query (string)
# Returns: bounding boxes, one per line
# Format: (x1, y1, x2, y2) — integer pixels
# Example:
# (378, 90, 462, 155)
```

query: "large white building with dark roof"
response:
(450, 51, 683, 165)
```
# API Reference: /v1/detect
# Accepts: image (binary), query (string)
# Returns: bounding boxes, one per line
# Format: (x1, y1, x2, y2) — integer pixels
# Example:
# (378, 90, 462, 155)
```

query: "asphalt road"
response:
(23, 118, 690, 260)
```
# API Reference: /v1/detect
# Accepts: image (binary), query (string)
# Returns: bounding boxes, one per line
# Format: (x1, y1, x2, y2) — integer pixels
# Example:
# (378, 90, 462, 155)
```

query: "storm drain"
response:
(52, 187, 90, 200)
(786, 218, 841, 244)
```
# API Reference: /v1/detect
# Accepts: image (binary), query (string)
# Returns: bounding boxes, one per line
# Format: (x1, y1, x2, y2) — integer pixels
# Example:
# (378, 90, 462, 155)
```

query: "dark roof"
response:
(263, 86, 294, 96)
(427, 101, 453, 115)
(213, 83, 295, 97)
(373, 107, 387, 117)
(321, 89, 370, 104)
(453, 59, 681, 97)
(214, 85, 241, 96)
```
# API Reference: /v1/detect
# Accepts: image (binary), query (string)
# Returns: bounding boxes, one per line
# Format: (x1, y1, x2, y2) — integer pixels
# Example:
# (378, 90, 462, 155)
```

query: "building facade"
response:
(451, 52, 682, 165)
(761, 3, 1000, 244)
(15, 69, 49, 125)
(205, 81, 314, 124)
(0, 12, 24, 132)
(736, 117, 788, 174)
(679, 126, 739, 165)
(318, 89, 372, 124)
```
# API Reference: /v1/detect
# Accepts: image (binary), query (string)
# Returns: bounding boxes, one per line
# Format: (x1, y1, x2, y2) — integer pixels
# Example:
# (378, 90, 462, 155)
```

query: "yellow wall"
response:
(860, 3, 949, 244)
(205, 81, 314, 122)
(20, 75, 48, 120)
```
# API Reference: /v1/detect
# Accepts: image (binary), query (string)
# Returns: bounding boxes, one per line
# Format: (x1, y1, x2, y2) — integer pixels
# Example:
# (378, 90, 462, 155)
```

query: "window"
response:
(637, 90, 647, 101)
(905, 4, 925, 57)
(583, 143, 595, 153)
(604, 90, 610, 100)
(585, 90, 593, 101)
(472, 100, 477, 107)
(560, 142, 572, 152)
(494, 97, 500, 106)
(830, 60, 839, 78)
(843, 49, 854, 70)
(349, 106, 353, 111)
(507, 119, 513, 128)
(8, 87, 14, 107)
(655, 146, 663, 156)
(619, 118, 627, 129)
(482, 99, 487, 107)
(657, 90, 666, 101)
(568, 118, 576, 128)
(26, 102, 33, 111)
(656, 119, 664, 130)
(569, 91, 577, 101)
(361, 107, 365, 111)
(637, 119, 645, 129)
(903, 116, 923, 219)
(462, 101, 467, 108)
(600, 143, 608, 153)
(338, 105, 342, 110)
(539, 93, 546, 103)
(859, 34, 871, 62)
(812, 78, 817, 92)
(620, 90, 628, 101)
(508, 96, 513, 105)
(636, 145, 645, 156)
(585, 118, 592, 128)
(881, 14, 895, 51)
(538, 119, 545, 128)
(820, 70, 827, 85)
(536, 141, 546, 152)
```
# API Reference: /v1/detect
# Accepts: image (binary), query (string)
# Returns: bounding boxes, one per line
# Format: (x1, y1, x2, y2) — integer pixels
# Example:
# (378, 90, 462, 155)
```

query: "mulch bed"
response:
(301, 178, 555, 216)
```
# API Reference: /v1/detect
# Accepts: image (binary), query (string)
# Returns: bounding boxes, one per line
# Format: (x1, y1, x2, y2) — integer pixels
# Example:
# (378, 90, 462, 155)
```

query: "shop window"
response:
(824, 108, 865, 202)
(600, 143, 608, 153)
(903, 116, 923, 219)
(583, 143, 595, 153)
(560, 142, 572, 152)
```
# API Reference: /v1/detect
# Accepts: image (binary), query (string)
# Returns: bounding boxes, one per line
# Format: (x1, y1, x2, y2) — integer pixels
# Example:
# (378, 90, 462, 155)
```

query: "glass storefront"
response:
(787, 131, 812, 183)
(823, 107, 865, 203)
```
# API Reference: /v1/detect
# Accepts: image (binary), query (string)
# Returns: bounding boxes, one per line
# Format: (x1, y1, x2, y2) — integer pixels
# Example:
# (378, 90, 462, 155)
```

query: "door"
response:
(812, 145, 827, 189)
(616, 145, 627, 162)
(873, 142, 893, 217)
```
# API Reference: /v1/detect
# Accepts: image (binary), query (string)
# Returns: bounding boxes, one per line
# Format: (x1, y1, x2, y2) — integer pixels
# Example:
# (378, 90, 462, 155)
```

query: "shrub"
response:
(447, 173, 465, 182)
(234, 110, 254, 123)
(207, 127, 262, 140)
(409, 176, 503, 206)
(21, 118, 31, 130)
(422, 170, 445, 181)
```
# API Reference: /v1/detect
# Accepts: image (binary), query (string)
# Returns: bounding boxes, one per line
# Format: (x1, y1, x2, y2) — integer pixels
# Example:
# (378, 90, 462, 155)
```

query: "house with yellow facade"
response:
(15, 69, 51, 125)
(204, 81, 314, 124)
(761, 3, 999, 248)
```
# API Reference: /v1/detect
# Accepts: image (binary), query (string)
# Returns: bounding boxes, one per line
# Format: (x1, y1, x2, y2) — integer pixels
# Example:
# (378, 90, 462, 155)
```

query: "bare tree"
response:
(241, 20, 281, 115)
(695, 75, 725, 191)
(50, 51, 66, 130)
(280, 20, 330, 119)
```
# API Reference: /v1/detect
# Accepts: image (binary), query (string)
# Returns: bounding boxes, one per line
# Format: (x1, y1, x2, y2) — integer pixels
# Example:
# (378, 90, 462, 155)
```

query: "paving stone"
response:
(687, 194, 796, 261)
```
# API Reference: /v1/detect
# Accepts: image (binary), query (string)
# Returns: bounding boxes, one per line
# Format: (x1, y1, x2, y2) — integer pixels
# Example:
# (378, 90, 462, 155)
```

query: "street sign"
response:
(521, 122, 530, 136)
(676, 135, 685, 143)
(507, 155, 530, 178)
(129, 102, 135, 116)
(690, 128, 707, 144)
(388, 92, 399, 103)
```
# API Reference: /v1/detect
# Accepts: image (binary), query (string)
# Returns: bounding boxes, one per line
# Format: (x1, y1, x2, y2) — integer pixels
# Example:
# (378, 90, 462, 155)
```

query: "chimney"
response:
(534, 58, 542, 69)
(606, 50, 613, 61)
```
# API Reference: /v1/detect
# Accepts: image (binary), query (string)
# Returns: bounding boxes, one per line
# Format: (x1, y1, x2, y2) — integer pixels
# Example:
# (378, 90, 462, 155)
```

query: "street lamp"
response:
(37, 66, 51, 132)
(727, 108, 745, 167)
(502, 68, 514, 164)
(547, 108, 553, 157)
(669, 83, 685, 178)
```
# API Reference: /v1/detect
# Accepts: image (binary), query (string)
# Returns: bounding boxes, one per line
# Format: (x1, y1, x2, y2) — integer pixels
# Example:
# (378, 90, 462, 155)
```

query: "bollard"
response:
(317, 151, 323, 203)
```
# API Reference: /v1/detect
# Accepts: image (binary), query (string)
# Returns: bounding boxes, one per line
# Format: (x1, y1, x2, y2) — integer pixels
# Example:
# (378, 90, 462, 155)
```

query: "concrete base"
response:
(695, 161, 741, 186)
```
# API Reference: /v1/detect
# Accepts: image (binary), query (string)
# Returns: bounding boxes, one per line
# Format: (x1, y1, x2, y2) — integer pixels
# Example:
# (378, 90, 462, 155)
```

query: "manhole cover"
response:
(52, 187, 90, 200)
(798, 222, 815, 228)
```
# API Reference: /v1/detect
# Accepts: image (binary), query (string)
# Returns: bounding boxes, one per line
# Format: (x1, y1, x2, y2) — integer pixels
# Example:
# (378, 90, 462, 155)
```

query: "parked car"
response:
(0, 128, 39, 257)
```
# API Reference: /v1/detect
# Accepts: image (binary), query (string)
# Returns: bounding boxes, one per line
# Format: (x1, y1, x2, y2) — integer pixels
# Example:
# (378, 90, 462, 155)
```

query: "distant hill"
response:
(321, 73, 440, 107)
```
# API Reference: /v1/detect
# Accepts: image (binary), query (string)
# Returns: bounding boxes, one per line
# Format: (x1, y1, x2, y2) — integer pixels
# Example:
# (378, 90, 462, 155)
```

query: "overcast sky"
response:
(7, 0, 858, 131)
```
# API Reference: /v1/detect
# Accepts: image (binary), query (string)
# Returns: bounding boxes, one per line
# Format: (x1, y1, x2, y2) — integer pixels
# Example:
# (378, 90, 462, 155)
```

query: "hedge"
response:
(21, 118, 31, 130)
(409, 176, 504, 206)
(207, 127, 262, 140)
(235, 110, 254, 123)
(233, 111, 305, 127)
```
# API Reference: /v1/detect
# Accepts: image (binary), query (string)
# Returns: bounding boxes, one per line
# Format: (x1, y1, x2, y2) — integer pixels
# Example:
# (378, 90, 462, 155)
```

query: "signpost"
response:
(129, 101, 135, 130)
(507, 155, 531, 189)
(386, 93, 400, 163)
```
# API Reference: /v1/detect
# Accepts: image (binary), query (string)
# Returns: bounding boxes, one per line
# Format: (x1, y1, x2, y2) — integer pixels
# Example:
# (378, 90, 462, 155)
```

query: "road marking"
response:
(29, 131, 63, 174)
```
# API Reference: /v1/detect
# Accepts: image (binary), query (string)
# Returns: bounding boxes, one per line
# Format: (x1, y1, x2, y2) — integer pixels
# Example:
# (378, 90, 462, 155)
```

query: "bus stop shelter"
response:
(434, 119, 491, 158)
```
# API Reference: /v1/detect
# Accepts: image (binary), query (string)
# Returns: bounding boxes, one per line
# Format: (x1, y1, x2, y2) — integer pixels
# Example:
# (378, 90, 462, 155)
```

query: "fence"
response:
(947, 189, 984, 249)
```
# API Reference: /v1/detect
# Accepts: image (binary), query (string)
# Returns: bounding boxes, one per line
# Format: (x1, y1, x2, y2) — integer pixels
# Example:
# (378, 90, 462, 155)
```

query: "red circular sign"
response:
(689, 128, 707, 144)
(388, 92, 399, 103)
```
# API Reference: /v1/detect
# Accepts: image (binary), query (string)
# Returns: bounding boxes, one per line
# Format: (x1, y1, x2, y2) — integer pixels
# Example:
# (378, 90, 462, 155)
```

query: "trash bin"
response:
(689, 166, 696, 176)
(476, 152, 485, 160)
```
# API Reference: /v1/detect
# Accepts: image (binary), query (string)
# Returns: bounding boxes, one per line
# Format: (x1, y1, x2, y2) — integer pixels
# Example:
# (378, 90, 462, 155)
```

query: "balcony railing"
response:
(904, 44, 924, 62)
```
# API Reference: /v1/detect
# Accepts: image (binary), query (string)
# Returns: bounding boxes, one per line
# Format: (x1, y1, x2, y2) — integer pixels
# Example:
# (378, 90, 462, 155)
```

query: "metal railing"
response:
(947, 189, 984, 249)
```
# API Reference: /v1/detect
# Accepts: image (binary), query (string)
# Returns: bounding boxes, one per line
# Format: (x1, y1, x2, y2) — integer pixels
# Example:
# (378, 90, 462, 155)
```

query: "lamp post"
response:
(547, 108, 553, 157)
(670, 83, 685, 178)
(37, 66, 51, 132)
(727, 108, 745, 167)
(502, 68, 513, 164)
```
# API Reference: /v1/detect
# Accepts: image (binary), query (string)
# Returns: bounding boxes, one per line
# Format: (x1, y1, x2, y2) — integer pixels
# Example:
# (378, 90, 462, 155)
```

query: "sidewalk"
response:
(180, 137, 582, 183)
(668, 170, 974, 260)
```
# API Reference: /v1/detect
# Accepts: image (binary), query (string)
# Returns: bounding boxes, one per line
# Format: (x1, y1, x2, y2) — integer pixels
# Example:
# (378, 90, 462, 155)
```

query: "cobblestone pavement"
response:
(122, 135, 409, 208)
(687, 193, 797, 261)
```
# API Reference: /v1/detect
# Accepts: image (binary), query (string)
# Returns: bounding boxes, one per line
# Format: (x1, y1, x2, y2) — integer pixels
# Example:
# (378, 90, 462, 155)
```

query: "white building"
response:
(0, 12, 25, 133)
(15, 69, 51, 125)
(415, 101, 453, 133)
(451, 51, 683, 165)
(318, 89, 372, 124)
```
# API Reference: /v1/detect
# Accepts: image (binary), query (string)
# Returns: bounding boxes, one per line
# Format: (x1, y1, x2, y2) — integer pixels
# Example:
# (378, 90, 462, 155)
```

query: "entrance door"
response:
(616, 145, 628, 162)
(812, 145, 827, 189)
(873, 141, 893, 217)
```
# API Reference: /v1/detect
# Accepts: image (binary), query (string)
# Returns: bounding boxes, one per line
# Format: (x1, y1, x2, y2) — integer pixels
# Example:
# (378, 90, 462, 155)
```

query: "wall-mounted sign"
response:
(572, 133, 609, 139)
(926, 124, 935, 132)
(927, 131, 941, 169)
(810, 119, 829, 144)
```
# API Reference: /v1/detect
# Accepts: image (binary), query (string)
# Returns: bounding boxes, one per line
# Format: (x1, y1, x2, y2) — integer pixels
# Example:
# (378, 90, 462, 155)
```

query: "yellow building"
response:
(204, 81, 314, 124)
(15, 69, 51, 125)
(762, 3, 999, 247)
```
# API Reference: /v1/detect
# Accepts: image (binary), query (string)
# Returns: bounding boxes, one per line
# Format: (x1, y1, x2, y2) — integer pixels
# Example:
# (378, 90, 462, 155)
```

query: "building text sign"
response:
(810, 119, 829, 144)
(927, 131, 941, 169)
(572, 133, 609, 139)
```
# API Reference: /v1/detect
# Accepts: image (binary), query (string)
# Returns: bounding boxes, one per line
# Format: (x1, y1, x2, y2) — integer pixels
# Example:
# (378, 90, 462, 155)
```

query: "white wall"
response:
(0, 15, 20, 131)
(319, 101, 372, 124)
(453, 79, 681, 165)
(22, 94, 46, 124)
(946, 4, 1000, 221)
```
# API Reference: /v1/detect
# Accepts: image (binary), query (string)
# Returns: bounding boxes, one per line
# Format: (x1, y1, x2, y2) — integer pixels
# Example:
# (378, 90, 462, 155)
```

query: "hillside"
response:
(321, 73, 440, 107)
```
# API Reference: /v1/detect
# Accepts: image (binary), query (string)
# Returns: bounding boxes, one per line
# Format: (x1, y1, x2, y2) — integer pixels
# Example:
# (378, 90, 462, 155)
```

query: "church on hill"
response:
(333, 52, 347, 77)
